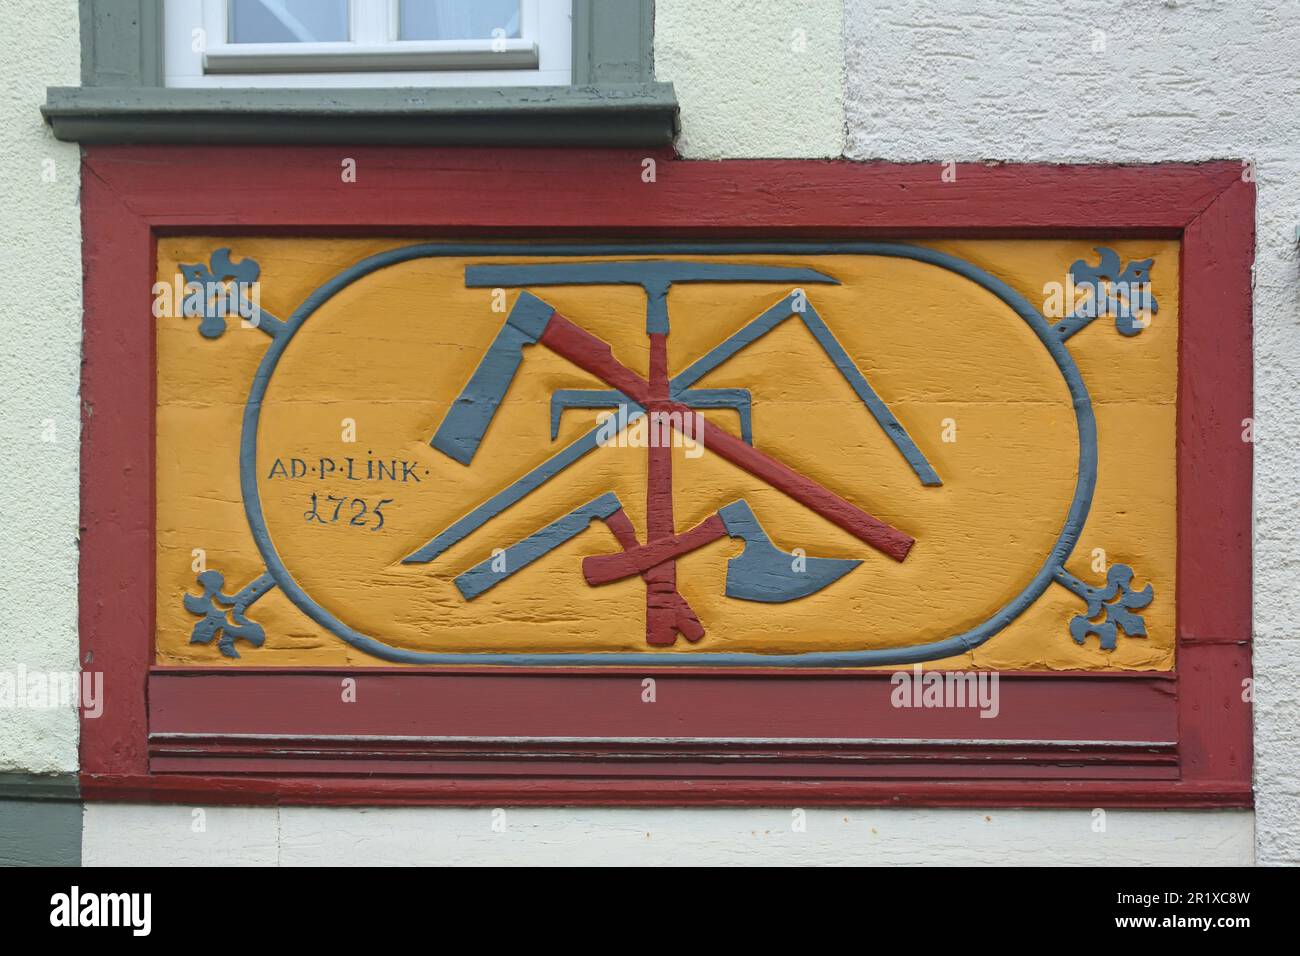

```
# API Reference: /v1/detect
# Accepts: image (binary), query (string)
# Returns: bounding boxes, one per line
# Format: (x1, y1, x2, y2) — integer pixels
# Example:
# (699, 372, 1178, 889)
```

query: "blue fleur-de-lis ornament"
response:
(1055, 564, 1155, 651)
(177, 248, 261, 339)
(183, 568, 274, 658)
(1067, 246, 1159, 337)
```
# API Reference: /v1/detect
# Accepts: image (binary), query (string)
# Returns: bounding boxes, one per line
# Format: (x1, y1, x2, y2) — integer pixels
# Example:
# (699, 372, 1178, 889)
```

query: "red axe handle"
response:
(585, 514, 727, 586)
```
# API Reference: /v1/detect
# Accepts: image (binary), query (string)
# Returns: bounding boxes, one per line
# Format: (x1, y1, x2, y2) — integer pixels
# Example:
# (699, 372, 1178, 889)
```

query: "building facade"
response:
(1, 0, 1295, 865)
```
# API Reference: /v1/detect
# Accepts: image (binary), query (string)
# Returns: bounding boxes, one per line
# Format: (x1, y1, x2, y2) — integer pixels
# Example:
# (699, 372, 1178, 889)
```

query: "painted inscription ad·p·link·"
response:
(154, 238, 1177, 669)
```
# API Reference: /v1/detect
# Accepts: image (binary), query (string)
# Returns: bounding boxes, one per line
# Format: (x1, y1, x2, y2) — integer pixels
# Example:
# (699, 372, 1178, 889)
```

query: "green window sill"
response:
(42, 83, 679, 146)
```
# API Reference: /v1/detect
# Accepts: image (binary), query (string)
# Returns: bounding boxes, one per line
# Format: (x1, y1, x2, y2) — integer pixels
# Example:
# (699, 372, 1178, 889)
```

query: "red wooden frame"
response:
(79, 148, 1253, 806)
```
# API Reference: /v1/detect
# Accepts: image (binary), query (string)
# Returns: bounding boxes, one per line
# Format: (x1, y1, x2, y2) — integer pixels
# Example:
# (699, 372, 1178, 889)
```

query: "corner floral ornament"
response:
(174, 240, 1164, 665)
(176, 247, 262, 339)
(1036, 245, 1162, 647)
(1050, 246, 1159, 339)
(1053, 565, 1156, 650)
(184, 569, 275, 659)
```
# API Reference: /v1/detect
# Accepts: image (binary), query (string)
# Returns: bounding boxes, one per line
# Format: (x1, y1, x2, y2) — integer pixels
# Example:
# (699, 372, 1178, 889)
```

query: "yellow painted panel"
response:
(155, 237, 1177, 669)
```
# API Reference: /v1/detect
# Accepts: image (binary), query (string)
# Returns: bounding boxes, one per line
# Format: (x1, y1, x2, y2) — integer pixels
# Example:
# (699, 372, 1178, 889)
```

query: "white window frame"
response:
(164, 0, 573, 88)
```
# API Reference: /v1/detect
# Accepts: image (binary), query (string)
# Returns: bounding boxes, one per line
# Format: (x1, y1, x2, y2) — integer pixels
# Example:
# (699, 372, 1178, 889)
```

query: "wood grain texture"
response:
(152, 237, 1180, 665)
(584, 514, 727, 585)
(1178, 179, 1254, 644)
(148, 668, 1177, 741)
(80, 159, 154, 780)
(83, 148, 1240, 235)
(1175, 177, 1254, 791)
(539, 310, 915, 560)
(85, 774, 1248, 809)
(642, 331, 679, 645)
(603, 508, 706, 640)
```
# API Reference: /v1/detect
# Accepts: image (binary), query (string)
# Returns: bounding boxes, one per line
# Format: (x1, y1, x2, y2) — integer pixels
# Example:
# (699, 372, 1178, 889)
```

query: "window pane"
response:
(399, 0, 521, 41)
(230, 0, 349, 44)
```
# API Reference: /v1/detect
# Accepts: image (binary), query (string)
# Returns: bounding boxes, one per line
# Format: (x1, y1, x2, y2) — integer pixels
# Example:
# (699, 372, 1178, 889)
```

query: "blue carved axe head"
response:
(718, 500, 861, 603)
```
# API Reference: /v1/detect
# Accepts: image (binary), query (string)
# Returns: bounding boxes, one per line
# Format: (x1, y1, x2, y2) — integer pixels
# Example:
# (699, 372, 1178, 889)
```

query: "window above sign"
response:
(166, 0, 573, 88)
(43, 0, 675, 145)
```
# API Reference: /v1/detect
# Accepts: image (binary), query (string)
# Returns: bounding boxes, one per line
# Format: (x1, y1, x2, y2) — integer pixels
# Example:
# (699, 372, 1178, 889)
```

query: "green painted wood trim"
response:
(0, 801, 82, 866)
(0, 775, 82, 866)
(81, 0, 163, 87)
(0, 772, 80, 802)
(573, 0, 655, 85)
(42, 83, 679, 145)
(57, 0, 675, 145)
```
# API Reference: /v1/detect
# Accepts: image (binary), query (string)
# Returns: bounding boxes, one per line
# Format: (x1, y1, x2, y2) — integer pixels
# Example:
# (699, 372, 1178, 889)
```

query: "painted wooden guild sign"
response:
(156, 238, 1176, 670)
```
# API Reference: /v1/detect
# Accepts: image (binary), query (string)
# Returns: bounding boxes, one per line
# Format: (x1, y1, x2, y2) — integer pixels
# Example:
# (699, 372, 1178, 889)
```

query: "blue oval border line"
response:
(238, 241, 1097, 667)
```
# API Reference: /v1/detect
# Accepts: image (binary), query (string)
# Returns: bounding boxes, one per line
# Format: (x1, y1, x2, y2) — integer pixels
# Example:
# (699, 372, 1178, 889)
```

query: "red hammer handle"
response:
(540, 314, 652, 404)
(585, 514, 727, 585)
(539, 312, 914, 563)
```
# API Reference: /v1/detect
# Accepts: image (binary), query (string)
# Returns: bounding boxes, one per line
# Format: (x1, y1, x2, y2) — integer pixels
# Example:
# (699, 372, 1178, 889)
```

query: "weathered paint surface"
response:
(155, 238, 1177, 669)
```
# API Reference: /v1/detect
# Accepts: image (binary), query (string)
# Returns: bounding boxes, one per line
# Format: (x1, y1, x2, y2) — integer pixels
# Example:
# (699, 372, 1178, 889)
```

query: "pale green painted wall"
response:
(0, 0, 82, 774)
(654, 0, 844, 158)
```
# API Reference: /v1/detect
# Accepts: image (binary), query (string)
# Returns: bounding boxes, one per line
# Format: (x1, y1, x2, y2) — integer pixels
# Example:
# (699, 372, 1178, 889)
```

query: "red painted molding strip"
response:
(81, 773, 1250, 809)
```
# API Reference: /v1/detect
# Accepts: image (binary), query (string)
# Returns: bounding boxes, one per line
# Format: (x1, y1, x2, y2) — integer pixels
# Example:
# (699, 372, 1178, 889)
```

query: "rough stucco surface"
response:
(82, 804, 1253, 866)
(842, 0, 1297, 864)
(0, 0, 81, 772)
(655, 0, 844, 158)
